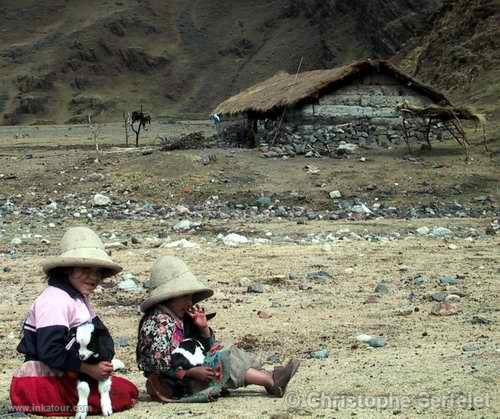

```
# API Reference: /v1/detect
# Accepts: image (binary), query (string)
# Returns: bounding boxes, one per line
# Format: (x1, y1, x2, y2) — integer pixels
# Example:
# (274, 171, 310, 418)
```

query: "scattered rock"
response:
(356, 334, 385, 348)
(336, 142, 358, 154)
(162, 239, 200, 249)
(304, 165, 320, 174)
(431, 302, 461, 316)
(93, 193, 111, 206)
(222, 233, 249, 246)
(117, 274, 141, 292)
(430, 227, 452, 237)
(364, 295, 379, 304)
(462, 343, 480, 352)
(298, 282, 312, 290)
(105, 242, 126, 250)
(439, 275, 459, 285)
(239, 277, 252, 287)
(247, 283, 264, 293)
(305, 271, 332, 284)
(416, 226, 430, 235)
(329, 190, 342, 199)
(367, 337, 386, 348)
(356, 334, 373, 343)
(257, 310, 272, 319)
(471, 316, 492, 325)
(256, 197, 272, 208)
(431, 292, 448, 302)
(309, 348, 330, 359)
(448, 244, 458, 250)
(351, 203, 372, 215)
(397, 305, 415, 316)
(173, 219, 198, 231)
(444, 294, 461, 303)
(374, 282, 390, 295)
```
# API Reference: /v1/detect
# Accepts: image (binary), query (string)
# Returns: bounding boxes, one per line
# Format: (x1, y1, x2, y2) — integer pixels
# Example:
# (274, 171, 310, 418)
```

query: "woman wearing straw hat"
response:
(10, 226, 138, 416)
(136, 256, 300, 402)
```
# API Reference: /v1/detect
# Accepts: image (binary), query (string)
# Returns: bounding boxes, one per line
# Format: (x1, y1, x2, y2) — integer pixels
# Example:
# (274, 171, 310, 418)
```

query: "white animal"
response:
(75, 322, 124, 419)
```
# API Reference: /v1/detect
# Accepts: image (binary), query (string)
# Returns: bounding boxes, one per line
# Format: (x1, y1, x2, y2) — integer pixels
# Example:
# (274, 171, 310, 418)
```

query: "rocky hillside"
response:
(0, 0, 441, 124)
(398, 0, 500, 119)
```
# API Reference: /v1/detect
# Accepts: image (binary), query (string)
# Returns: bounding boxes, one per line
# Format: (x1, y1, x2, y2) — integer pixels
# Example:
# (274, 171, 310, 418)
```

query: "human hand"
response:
(81, 361, 113, 381)
(187, 305, 209, 333)
(185, 366, 216, 382)
(209, 342, 224, 354)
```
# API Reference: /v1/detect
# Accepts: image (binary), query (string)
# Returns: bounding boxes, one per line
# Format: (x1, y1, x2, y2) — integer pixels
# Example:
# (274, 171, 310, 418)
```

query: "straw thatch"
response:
(397, 103, 488, 157)
(214, 59, 451, 116)
(396, 103, 486, 124)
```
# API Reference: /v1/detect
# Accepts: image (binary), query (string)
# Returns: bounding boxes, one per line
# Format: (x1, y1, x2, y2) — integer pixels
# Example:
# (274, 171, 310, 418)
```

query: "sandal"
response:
(266, 358, 300, 397)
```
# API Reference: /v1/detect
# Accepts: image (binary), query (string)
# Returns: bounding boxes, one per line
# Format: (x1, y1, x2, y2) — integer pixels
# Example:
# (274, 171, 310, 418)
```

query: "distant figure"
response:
(210, 113, 222, 140)
(210, 113, 221, 126)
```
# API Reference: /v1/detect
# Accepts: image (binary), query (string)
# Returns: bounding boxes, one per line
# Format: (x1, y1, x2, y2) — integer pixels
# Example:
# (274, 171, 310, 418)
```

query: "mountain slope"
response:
(0, 0, 441, 124)
(398, 0, 500, 120)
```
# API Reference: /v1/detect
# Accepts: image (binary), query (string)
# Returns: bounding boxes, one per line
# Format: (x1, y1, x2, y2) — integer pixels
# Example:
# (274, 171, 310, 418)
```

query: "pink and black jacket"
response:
(17, 277, 108, 373)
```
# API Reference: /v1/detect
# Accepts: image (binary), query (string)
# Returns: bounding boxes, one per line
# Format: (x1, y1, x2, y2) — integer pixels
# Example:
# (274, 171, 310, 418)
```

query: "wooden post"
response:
(88, 113, 100, 163)
(123, 111, 130, 147)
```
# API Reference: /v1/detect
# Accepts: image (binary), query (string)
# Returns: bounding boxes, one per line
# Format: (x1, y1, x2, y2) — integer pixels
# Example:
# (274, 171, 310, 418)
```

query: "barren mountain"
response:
(0, 0, 442, 124)
(398, 0, 500, 120)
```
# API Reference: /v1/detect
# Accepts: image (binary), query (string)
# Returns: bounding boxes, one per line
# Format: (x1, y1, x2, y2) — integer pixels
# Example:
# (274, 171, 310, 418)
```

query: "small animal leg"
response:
(75, 380, 90, 419)
(99, 377, 113, 416)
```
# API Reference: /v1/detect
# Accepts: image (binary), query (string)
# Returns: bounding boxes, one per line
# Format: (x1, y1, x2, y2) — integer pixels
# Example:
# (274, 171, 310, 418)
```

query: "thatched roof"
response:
(214, 59, 451, 117)
(397, 103, 486, 124)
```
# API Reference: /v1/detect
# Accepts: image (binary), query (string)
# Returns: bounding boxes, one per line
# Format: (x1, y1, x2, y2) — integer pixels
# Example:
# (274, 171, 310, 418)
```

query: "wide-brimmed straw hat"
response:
(41, 226, 122, 278)
(140, 256, 213, 312)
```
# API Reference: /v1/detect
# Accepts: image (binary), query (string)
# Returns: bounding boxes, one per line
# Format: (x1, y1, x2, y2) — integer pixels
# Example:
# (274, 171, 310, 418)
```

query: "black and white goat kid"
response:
(171, 338, 215, 394)
(75, 320, 124, 419)
(170, 338, 207, 371)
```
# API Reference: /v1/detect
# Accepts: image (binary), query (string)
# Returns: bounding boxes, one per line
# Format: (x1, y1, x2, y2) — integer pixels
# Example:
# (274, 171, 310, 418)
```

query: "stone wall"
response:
(292, 73, 434, 123)
(220, 74, 448, 155)
(254, 74, 446, 155)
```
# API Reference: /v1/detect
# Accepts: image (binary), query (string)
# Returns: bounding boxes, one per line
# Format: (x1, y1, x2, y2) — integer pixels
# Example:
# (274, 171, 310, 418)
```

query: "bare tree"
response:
(130, 105, 151, 147)
(88, 113, 101, 163)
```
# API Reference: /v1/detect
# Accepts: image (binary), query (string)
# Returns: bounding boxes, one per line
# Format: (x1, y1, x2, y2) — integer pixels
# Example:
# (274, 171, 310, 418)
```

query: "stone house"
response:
(213, 60, 452, 154)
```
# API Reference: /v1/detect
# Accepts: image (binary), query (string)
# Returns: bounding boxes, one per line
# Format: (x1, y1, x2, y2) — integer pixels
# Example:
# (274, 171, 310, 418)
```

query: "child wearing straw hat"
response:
(10, 226, 138, 416)
(136, 256, 300, 402)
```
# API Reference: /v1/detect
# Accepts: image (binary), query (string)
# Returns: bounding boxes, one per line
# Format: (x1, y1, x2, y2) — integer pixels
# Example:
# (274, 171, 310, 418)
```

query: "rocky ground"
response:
(0, 124, 498, 418)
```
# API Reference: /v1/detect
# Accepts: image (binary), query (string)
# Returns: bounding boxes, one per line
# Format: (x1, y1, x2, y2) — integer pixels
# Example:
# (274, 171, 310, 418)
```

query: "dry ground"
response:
(0, 221, 499, 419)
(0, 125, 499, 418)
(0, 122, 498, 211)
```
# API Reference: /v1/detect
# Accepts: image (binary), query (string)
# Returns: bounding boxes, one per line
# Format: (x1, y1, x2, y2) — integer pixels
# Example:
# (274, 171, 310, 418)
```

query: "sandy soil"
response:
(0, 125, 498, 418)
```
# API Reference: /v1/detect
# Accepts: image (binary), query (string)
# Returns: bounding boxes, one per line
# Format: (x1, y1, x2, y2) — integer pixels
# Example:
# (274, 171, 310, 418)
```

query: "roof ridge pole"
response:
(271, 57, 304, 146)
